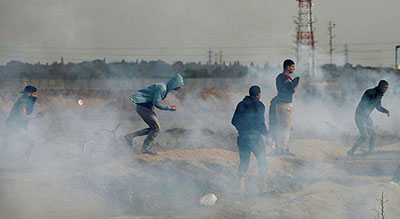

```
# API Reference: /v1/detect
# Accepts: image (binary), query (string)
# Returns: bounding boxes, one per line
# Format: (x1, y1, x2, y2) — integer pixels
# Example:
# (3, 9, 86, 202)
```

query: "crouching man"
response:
(125, 74, 184, 155)
(347, 80, 390, 155)
(232, 85, 268, 194)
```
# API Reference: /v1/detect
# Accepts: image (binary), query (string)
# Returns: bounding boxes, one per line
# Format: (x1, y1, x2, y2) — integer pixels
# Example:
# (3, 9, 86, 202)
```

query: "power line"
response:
(319, 41, 400, 47)
(336, 41, 400, 46)
(0, 49, 294, 57)
(319, 56, 393, 61)
(0, 41, 398, 51)
(334, 49, 384, 53)
(0, 54, 88, 62)
(1, 48, 386, 56)
(0, 45, 294, 50)
(0, 51, 209, 57)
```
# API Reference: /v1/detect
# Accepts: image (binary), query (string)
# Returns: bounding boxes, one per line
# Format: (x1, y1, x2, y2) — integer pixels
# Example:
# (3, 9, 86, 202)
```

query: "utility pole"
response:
(308, 0, 316, 77)
(295, 4, 302, 63)
(208, 49, 212, 65)
(214, 52, 218, 64)
(344, 44, 349, 65)
(328, 21, 336, 65)
(396, 45, 400, 69)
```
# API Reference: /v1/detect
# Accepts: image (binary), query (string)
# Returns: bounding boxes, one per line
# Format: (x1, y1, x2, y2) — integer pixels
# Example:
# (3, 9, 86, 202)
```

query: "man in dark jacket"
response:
(2, 86, 44, 159)
(232, 85, 268, 193)
(275, 59, 300, 155)
(347, 80, 390, 155)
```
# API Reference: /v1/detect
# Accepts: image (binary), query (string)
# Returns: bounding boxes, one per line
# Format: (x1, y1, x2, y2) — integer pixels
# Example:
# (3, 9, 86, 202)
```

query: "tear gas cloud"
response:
(0, 50, 400, 217)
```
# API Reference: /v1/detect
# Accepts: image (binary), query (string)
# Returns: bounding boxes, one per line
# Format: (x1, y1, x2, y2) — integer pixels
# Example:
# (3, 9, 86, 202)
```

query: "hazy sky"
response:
(0, 0, 399, 67)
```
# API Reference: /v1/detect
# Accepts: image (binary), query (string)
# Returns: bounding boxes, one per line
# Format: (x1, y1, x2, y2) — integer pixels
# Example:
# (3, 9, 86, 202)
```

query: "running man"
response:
(2, 85, 45, 160)
(125, 74, 184, 155)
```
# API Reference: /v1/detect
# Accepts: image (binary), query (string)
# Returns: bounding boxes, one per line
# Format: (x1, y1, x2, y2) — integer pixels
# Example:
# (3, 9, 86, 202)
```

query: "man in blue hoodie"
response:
(125, 74, 184, 155)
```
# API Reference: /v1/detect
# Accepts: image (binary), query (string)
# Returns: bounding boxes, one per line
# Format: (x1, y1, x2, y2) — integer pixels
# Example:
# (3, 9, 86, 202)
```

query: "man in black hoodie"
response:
(2, 86, 44, 160)
(232, 85, 268, 193)
(347, 80, 390, 155)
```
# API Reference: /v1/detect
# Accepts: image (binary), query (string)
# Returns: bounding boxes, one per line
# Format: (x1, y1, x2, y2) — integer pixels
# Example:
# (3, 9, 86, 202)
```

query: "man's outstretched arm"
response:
(376, 96, 390, 117)
(19, 103, 44, 121)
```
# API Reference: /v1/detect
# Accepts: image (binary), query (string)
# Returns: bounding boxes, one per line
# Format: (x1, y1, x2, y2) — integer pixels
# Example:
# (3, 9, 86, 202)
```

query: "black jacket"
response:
(5, 95, 35, 131)
(355, 87, 388, 117)
(276, 73, 299, 103)
(268, 96, 278, 130)
(232, 96, 268, 136)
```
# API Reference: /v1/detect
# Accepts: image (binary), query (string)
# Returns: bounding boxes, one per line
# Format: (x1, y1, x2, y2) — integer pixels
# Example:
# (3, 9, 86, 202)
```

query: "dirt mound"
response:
(199, 87, 230, 103)
(289, 139, 346, 161)
(1, 140, 400, 218)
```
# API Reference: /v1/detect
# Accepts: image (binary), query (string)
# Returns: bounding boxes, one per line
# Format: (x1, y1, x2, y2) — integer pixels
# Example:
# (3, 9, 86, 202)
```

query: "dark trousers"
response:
(237, 134, 266, 179)
(349, 115, 375, 153)
(2, 126, 34, 159)
(392, 164, 400, 183)
(126, 105, 160, 152)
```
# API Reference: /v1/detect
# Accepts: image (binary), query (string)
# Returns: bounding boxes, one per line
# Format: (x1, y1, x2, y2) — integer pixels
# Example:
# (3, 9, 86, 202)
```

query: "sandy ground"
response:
(1, 137, 399, 218)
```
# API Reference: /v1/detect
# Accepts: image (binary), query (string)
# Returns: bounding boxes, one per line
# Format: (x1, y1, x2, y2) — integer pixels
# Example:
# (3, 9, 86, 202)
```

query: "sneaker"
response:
(391, 181, 399, 186)
(142, 149, 157, 155)
(366, 150, 374, 154)
(257, 177, 267, 194)
(124, 135, 133, 148)
(286, 152, 296, 156)
(285, 148, 295, 156)
(267, 149, 279, 156)
(268, 147, 284, 156)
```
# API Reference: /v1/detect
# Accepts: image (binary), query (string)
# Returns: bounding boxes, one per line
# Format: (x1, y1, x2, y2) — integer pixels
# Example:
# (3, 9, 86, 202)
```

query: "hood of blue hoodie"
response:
(131, 74, 184, 105)
(166, 74, 184, 93)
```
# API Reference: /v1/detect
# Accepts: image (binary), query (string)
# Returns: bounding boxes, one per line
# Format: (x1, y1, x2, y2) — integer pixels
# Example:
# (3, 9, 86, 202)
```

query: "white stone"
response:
(199, 193, 217, 206)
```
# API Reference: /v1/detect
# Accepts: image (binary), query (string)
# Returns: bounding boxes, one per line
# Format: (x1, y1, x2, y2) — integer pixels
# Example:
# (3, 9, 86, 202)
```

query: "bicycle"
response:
(82, 122, 127, 163)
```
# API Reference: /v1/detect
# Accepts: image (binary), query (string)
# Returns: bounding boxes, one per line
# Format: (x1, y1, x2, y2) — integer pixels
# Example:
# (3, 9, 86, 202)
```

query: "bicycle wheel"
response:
(82, 140, 104, 162)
